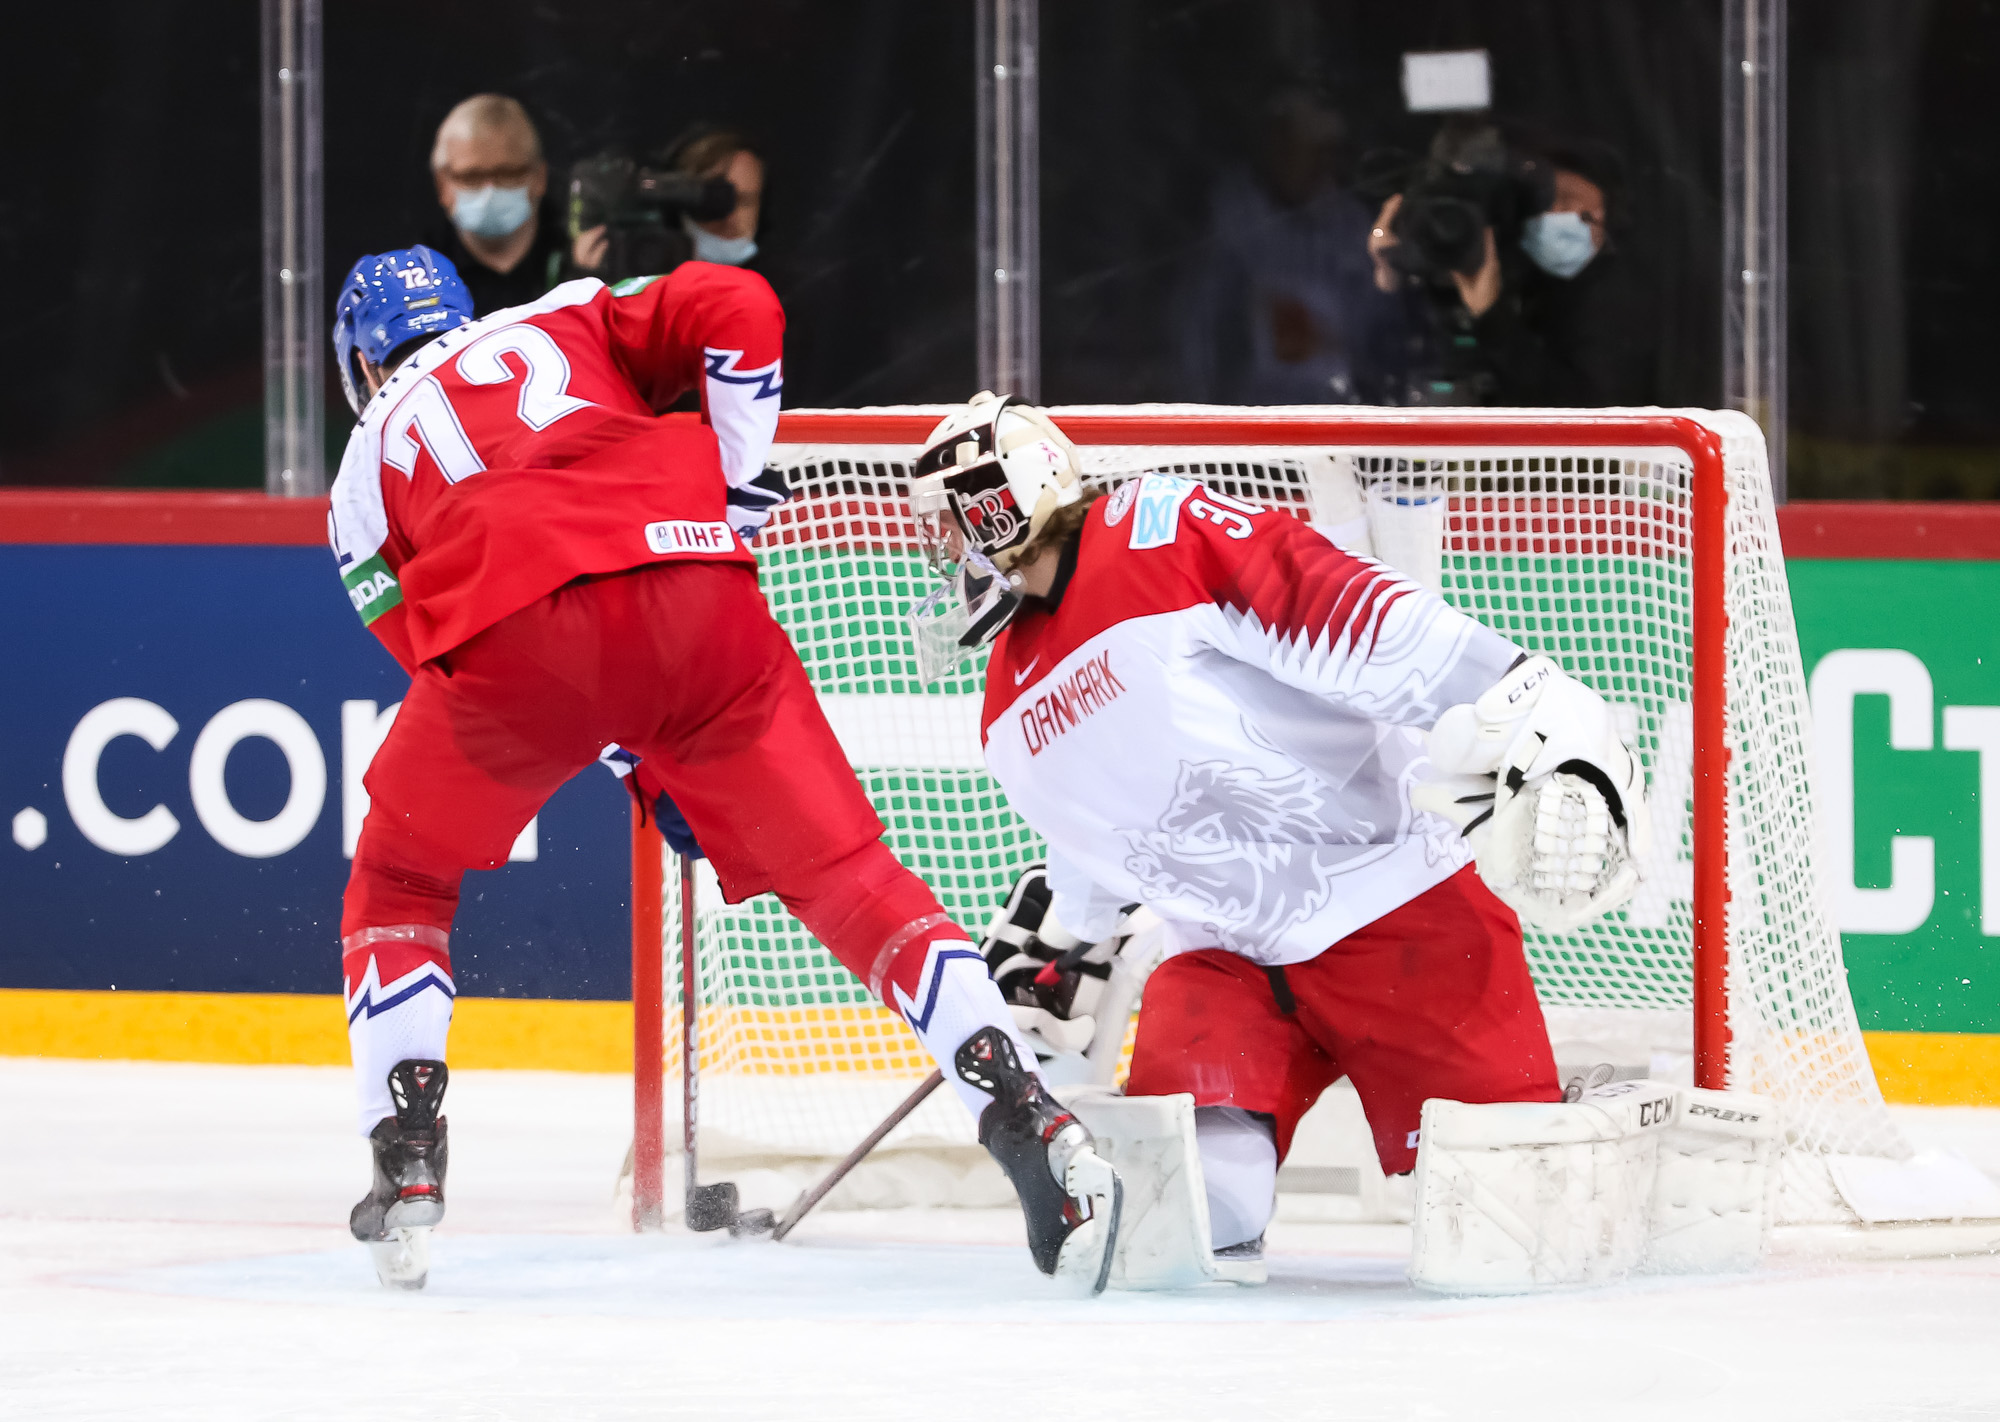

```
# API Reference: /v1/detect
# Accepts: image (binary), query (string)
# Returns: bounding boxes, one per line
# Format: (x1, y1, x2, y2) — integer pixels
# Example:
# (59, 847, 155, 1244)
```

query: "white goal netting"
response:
(650, 405, 1910, 1227)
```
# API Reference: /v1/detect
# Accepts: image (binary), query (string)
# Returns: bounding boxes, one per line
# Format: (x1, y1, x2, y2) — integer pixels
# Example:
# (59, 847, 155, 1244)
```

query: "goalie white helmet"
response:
(906, 393, 1085, 680)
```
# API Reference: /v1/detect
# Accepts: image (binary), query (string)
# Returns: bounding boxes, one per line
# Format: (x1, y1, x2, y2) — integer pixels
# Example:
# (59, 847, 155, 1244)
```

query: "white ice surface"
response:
(6, 1057, 2000, 1421)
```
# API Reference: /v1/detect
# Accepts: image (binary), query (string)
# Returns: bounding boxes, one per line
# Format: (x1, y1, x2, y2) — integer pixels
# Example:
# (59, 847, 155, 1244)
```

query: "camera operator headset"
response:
(569, 126, 765, 285)
(1364, 121, 1654, 407)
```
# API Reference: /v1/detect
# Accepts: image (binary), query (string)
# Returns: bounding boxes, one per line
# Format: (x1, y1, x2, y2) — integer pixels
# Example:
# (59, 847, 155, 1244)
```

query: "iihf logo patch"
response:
(1102, 479, 1139, 527)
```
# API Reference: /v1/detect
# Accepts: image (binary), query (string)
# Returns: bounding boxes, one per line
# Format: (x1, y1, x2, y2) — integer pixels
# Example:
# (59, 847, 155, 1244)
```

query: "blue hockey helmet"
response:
(331, 246, 475, 413)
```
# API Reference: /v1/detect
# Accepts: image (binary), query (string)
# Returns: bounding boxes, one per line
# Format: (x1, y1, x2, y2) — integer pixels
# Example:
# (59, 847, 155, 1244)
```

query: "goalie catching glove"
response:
(1414, 656, 1652, 931)
(980, 863, 1125, 1059)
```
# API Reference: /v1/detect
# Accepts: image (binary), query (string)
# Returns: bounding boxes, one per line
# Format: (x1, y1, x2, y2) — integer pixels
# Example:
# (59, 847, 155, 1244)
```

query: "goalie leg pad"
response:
(1409, 1082, 1676, 1294)
(1060, 1089, 1269, 1289)
(1411, 1082, 1777, 1293)
(1644, 1086, 1777, 1274)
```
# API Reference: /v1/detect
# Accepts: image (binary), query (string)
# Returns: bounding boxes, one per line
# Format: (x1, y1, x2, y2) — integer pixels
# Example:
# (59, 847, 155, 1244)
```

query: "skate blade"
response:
(369, 1226, 431, 1290)
(1209, 1254, 1268, 1287)
(1055, 1148, 1123, 1297)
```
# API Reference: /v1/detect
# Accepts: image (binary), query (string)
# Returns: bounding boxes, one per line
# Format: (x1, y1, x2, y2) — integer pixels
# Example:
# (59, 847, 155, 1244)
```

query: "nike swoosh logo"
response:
(1013, 658, 1040, 686)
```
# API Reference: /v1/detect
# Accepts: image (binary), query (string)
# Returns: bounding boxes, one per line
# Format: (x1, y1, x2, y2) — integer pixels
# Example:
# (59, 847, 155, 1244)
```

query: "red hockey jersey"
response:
(327, 263, 786, 671)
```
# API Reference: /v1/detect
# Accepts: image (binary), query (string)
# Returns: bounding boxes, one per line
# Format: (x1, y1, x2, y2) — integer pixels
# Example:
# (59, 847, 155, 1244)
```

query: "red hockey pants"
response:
(1124, 865, 1562, 1175)
(342, 561, 961, 1000)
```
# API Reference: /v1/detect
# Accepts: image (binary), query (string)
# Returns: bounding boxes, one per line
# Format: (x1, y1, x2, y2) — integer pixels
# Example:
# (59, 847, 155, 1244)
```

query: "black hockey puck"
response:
(685, 1181, 741, 1232)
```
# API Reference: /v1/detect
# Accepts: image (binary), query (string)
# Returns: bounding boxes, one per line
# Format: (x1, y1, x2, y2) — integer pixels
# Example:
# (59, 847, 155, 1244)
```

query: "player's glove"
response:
(725, 466, 794, 541)
(1414, 655, 1652, 931)
(979, 864, 1126, 1059)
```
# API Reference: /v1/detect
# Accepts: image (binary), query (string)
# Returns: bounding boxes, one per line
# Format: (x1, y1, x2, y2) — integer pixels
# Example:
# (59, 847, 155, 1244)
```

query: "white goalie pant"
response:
(1196, 1107, 1278, 1250)
(1409, 1080, 1779, 1294)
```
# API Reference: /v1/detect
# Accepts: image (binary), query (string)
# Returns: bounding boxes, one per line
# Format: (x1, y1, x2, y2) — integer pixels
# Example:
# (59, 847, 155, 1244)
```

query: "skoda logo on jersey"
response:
(1128, 475, 1196, 551)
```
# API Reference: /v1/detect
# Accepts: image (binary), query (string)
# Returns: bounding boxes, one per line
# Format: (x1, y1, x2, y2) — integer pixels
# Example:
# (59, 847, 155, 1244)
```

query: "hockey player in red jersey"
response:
(328, 251, 1118, 1290)
(907, 395, 1652, 1277)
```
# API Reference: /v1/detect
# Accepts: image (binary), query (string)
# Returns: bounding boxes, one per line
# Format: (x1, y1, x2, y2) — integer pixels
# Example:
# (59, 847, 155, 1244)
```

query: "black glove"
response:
(980, 864, 1116, 1022)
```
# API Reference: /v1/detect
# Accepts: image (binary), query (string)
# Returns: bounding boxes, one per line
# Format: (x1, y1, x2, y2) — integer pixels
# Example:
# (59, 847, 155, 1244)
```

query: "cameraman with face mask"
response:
(1366, 124, 1655, 408)
(423, 94, 570, 316)
(571, 128, 766, 281)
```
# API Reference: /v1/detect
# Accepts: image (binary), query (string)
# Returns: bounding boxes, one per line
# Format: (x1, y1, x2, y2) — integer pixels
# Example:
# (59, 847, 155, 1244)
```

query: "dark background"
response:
(0, 0, 1993, 498)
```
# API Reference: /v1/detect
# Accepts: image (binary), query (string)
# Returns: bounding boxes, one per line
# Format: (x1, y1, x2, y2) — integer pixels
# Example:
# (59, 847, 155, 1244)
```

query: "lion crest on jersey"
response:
(1121, 759, 1353, 954)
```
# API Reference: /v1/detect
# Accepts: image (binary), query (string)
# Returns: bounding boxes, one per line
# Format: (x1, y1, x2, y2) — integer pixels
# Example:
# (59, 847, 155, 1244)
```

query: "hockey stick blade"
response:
(771, 1070, 944, 1242)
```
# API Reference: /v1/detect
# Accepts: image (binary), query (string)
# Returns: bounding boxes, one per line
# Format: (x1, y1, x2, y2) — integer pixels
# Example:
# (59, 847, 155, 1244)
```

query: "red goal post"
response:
(629, 404, 1916, 1235)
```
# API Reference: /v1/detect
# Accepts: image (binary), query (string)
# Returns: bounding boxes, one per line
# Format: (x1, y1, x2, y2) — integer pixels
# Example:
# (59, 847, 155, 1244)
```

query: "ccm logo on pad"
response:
(644, 520, 736, 555)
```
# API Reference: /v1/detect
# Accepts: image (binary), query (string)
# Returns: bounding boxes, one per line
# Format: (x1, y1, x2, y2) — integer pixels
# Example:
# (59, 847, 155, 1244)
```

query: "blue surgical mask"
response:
(1520, 211, 1599, 279)
(452, 184, 534, 241)
(684, 215, 758, 266)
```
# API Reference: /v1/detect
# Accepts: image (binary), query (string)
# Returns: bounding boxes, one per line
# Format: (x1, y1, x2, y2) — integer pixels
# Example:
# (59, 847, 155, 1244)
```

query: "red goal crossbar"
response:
(630, 410, 1735, 1226)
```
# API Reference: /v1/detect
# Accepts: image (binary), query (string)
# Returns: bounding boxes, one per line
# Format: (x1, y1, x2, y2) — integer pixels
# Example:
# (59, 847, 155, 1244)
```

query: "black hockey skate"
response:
(956, 1026, 1122, 1294)
(350, 1059, 449, 1291)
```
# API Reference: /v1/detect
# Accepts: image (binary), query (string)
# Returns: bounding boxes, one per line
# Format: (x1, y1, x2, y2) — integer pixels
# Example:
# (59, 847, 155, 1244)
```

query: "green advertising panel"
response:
(1790, 560, 2000, 1035)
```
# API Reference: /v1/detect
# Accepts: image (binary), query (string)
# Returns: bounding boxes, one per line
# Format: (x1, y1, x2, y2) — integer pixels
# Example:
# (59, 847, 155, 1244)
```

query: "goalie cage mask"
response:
(906, 542, 1021, 683)
(905, 393, 1084, 679)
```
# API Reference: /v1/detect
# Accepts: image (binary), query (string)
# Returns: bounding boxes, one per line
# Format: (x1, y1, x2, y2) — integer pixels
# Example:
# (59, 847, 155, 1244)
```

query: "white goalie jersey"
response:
(978, 474, 1524, 965)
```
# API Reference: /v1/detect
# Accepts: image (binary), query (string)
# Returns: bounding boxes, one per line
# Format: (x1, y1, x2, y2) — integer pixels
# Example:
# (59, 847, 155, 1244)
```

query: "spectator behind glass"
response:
(572, 128, 766, 276)
(1366, 126, 1655, 407)
(1175, 91, 1410, 405)
(423, 94, 569, 316)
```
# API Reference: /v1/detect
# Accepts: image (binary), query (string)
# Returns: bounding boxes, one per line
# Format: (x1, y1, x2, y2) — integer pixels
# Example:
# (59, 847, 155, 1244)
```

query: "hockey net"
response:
(631, 405, 1915, 1230)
